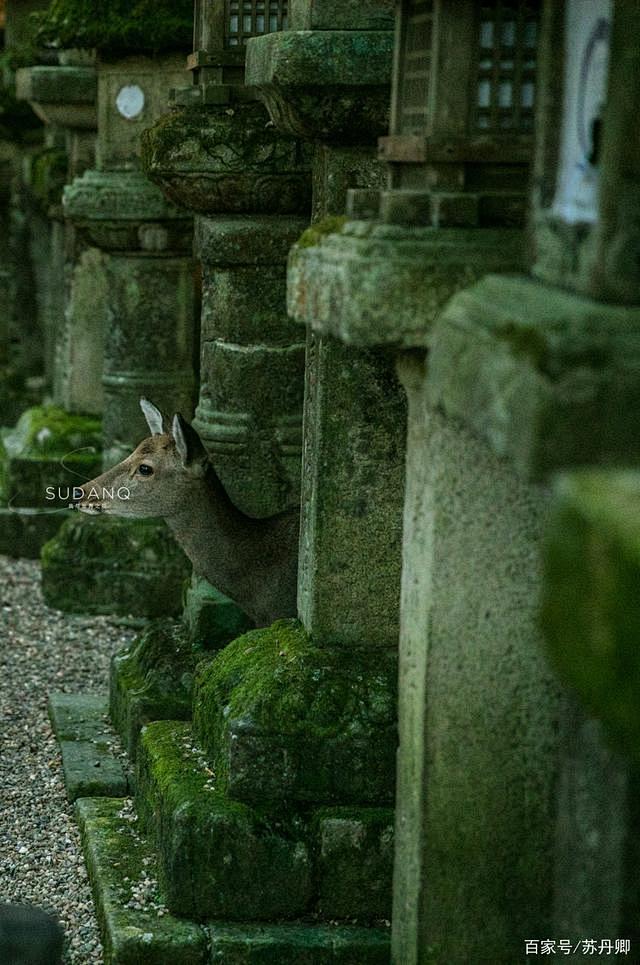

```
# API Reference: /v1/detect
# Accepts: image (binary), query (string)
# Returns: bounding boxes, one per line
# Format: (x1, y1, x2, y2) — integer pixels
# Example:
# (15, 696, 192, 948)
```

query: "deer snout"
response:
(74, 483, 105, 514)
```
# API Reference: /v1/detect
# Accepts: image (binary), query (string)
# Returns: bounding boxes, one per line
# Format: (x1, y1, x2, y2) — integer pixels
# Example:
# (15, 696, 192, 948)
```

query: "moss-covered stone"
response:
(182, 575, 252, 652)
(110, 620, 200, 760)
(136, 720, 312, 921)
(34, 0, 193, 54)
(0, 405, 102, 507)
(297, 215, 347, 249)
(41, 515, 191, 617)
(29, 145, 68, 208)
(0, 506, 68, 558)
(193, 620, 397, 805)
(209, 923, 391, 964)
(542, 471, 640, 762)
(76, 797, 208, 965)
(314, 807, 394, 921)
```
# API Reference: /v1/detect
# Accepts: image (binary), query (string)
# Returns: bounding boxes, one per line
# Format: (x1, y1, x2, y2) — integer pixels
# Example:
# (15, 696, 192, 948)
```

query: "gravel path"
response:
(0, 554, 135, 963)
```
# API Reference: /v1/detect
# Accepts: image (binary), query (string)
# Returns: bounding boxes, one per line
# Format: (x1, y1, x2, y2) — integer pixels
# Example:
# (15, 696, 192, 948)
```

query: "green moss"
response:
(30, 147, 68, 207)
(9, 404, 101, 457)
(297, 216, 348, 249)
(34, 0, 193, 53)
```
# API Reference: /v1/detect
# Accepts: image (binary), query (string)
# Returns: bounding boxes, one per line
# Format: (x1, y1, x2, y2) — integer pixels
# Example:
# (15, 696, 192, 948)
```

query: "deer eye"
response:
(138, 464, 154, 476)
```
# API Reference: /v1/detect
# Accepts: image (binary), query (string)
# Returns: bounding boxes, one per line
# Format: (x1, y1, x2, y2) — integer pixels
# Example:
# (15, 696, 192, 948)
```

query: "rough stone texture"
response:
(298, 336, 405, 648)
(58, 739, 128, 801)
(55, 246, 108, 416)
(427, 274, 640, 482)
(41, 515, 190, 617)
(0, 904, 64, 965)
(182, 575, 252, 651)
(289, 0, 394, 31)
(315, 807, 394, 921)
(110, 620, 199, 760)
(136, 720, 313, 921)
(15, 65, 97, 129)
(193, 621, 397, 806)
(76, 797, 208, 965)
(246, 30, 393, 143)
(0, 405, 102, 508)
(141, 103, 312, 217)
(192, 216, 307, 517)
(209, 923, 391, 963)
(541, 470, 640, 760)
(392, 355, 562, 964)
(96, 55, 188, 170)
(100, 253, 196, 466)
(288, 221, 527, 347)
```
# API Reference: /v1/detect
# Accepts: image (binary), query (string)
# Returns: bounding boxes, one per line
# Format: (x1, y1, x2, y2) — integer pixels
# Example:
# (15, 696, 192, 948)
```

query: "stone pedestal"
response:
(390, 274, 640, 964)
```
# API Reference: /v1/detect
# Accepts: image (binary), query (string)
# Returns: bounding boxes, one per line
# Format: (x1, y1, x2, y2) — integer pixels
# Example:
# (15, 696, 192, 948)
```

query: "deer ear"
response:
(172, 413, 208, 471)
(140, 398, 168, 436)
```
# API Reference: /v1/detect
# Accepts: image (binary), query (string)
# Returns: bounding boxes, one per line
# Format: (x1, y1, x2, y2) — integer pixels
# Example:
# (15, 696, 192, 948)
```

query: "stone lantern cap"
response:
(15, 64, 97, 129)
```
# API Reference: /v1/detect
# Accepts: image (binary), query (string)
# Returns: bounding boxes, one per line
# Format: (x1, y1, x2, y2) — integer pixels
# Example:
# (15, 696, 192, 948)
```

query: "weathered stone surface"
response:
(288, 221, 527, 347)
(542, 471, 640, 761)
(315, 807, 394, 921)
(311, 146, 385, 221)
(76, 797, 208, 965)
(48, 693, 128, 799)
(298, 337, 405, 648)
(55, 246, 107, 416)
(41, 515, 190, 617)
(136, 720, 313, 921)
(110, 620, 199, 760)
(15, 65, 97, 129)
(289, 0, 394, 31)
(58, 739, 128, 800)
(392, 357, 561, 964)
(63, 170, 192, 251)
(427, 274, 640, 481)
(141, 103, 312, 216)
(0, 405, 102, 508)
(100, 252, 196, 466)
(209, 923, 391, 964)
(193, 621, 397, 805)
(246, 30, 393, 142)
(182, 575, 252, 651)
(193, 216, 307, 517)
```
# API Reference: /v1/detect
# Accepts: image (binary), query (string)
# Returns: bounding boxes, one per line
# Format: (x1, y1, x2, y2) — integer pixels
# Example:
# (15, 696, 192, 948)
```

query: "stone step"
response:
(48, 693, 128, 800)
(192, 619, 397, 807)
(136, 720, 312, 921)
(76, 797, 391, 965)
(136, 719, 394, 924)
(76, 797, 208, 965)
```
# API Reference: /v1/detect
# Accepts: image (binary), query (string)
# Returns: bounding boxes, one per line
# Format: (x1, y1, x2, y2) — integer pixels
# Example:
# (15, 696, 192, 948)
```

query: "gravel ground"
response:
(0, 554, 135, 964)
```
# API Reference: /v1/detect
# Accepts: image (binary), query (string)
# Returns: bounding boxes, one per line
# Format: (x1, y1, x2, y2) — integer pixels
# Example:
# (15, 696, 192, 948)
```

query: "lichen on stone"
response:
(297, 215, 348, 249)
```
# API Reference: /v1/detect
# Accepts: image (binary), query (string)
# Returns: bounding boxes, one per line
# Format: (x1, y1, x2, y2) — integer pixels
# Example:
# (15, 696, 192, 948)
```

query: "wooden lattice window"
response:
(473, 1, 540, 135)
(226, 0, 288, 46)
(396, 0, 434, 135)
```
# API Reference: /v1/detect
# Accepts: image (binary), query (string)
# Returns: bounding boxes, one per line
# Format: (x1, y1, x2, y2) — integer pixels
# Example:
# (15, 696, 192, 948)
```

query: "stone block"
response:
(209, 923, 391, 964)
(287, 222, 526, 348)
(426, 274, 640, 481)
(0, 406, 102, 508)
(246, 30, 393, 142)
(182, 575, 252, 651)
(76, 797, 208, 965)
(110, 620, 200, 760)
(541, 470, 640, 761)
(48, 693, 128, 800)
(314, 807, 394, 921)
(136, 721, 313, 921)
(297, 338, 405, 648)
(41, 515, 190, 617)
(0, 903, 64, 965)
(140, 104, 312, 217)
(289, 0, 395, 31)
(193, 621, 397, 806)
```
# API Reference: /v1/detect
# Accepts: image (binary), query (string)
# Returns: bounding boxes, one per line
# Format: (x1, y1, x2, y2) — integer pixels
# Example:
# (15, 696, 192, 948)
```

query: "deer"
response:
(75, 399, 300, 627)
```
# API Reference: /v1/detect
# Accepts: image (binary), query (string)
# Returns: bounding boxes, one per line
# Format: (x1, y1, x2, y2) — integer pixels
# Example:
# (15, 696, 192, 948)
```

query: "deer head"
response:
(76, 399, 209, 519)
